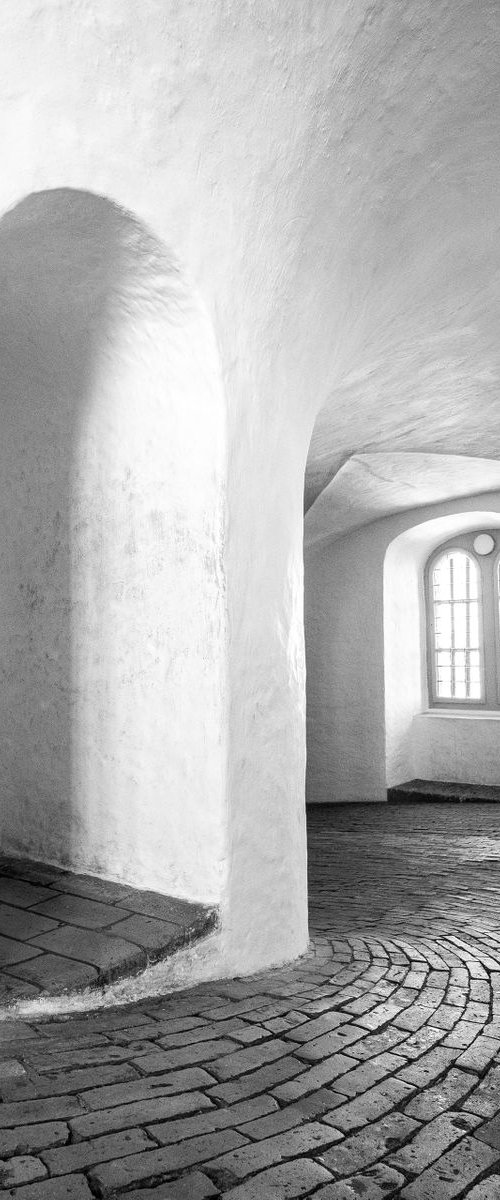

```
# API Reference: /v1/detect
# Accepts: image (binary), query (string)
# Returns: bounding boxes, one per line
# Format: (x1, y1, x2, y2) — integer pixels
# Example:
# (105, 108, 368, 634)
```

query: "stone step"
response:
(387, 778, 500, 804)
(0, 857, 218, 1013)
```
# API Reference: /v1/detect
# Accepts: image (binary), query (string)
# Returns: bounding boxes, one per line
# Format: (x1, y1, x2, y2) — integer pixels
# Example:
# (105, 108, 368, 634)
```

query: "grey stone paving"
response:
(0, 857, 217, 1003)
(2, 804, 500, 1196)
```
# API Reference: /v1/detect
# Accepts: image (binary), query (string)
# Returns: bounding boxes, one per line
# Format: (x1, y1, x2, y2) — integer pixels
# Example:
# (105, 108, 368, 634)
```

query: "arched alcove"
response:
(385, 508, 500, 790)
(0, 189, 227, 904)
(305, 461, 500, 806)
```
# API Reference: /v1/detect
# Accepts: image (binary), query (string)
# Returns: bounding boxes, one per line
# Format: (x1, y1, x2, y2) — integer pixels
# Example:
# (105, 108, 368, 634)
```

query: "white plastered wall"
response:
(224, 411, 310, 971)
(0, 3, 322, 969)
(305, 528, 386, 804)
(0, 190, 227, 904)
(4, 0, 500, 974)
(305, 494, 500, 804)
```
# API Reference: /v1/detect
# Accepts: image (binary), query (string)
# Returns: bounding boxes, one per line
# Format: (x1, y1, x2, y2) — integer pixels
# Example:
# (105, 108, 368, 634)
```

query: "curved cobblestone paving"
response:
(2, 804, 500, 1196)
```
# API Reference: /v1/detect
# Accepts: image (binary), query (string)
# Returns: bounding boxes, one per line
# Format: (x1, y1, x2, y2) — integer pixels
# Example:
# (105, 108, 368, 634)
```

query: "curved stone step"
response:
(388, 778, 500, 803)
(0, 857, 218, 1010)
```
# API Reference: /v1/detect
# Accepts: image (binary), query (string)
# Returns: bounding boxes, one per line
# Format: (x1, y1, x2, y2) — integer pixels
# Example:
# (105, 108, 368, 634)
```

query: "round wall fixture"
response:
(473, 533, 496, 555)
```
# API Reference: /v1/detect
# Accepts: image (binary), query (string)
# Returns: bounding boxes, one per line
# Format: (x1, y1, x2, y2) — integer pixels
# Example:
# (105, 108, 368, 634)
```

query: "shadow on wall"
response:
(0, 189, 227, 904)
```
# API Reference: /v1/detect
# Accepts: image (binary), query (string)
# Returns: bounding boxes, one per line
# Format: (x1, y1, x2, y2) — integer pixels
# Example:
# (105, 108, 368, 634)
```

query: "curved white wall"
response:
(0, 179, 310, 969)
(0, 0, 323, 968)
(225, 414, 310, 970)
(412, 713, 500, 787)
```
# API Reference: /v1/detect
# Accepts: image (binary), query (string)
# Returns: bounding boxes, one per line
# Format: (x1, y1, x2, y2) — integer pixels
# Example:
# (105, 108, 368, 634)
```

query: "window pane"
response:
(431, 551, 482, 701)
(433, 559, 451, 602)
(452, 552, 465, 599)
(454, 605, 467, 648)
(436, 669, 451, 697)
(435, 604, 451, 648)
(451, 551, 478, 600)
(469, 604, 479, 647)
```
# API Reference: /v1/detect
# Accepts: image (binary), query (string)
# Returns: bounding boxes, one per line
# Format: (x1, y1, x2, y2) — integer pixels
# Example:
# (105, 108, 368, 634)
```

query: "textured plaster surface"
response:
(412, 712, 500, 786)
(2, 0, 500, 974)
(0, 190, 227, 905)
(305, 454, 500, 549)
(304, 0, 500, 509)
(306, 498, 500, 804)
(305, 529, 386, 806)
(0, 0, 335, 972)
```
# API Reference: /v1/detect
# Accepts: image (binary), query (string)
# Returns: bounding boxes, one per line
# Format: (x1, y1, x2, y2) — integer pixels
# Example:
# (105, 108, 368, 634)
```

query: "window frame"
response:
(494, 551, 500, 706)
(425, 531, 500, 711)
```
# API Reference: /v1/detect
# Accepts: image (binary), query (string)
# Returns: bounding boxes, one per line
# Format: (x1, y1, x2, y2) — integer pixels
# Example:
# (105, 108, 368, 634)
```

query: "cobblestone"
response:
(319, 1111, 420, 1175)
(312, 1163, 406, 1199)
(221, 1158, 333, 1197)
(2, 803, 500, 1196)
(1, 1177, 93, 1199)
(41, 1126, 153, 1175)
(88, 1129, 249, 1194)
(0, 1120, 69, 1156)
(68, 1089, 216, 1139)
(208, 1122, 343, 1183)
(125, 1175, 219, 1199)
(0, 1153, 47, 1187)
(323, 1077, 416, 1133)
(388, 1110, 481, 1173)
(400, 1134, 500, 1198)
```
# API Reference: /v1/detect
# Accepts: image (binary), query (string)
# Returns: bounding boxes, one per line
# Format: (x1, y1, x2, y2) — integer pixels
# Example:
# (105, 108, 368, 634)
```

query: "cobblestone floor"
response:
(2, 803, 500, 1197)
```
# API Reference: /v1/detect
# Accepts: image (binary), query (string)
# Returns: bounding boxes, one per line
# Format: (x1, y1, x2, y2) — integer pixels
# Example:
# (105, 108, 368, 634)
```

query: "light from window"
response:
(432, 550, 482, 701)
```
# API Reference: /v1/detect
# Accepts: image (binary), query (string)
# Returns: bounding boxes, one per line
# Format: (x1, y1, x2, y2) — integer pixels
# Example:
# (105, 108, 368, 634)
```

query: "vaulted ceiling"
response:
(304, 1, 500, 532)
(304, 454, 500, 548)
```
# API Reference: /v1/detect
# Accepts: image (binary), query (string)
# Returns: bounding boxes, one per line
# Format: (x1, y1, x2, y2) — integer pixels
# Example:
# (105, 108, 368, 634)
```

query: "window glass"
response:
(432, 550, 482, 700)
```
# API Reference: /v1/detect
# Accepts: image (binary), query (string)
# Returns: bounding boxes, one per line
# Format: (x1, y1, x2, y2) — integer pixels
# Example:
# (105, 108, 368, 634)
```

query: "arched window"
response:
(426, 532, 500, 708)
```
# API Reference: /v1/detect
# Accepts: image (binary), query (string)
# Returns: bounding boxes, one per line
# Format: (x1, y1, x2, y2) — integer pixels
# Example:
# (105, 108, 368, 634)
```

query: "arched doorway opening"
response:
(385, 507, 500, 793)
(304, 455, 500, 806)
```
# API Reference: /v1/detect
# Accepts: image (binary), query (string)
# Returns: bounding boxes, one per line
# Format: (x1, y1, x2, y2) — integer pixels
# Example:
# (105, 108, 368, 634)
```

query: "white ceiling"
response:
(302, 3, 500, 517)
(304, 453, 500, 548)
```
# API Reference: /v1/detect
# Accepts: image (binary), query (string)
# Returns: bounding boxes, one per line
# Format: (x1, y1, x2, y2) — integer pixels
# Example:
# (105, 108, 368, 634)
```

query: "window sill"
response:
(422, 709, 500, 720)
